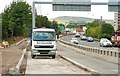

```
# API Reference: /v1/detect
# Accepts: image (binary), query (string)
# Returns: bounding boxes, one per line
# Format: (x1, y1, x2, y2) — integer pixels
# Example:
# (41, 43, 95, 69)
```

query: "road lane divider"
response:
(59, 39, 119, 64)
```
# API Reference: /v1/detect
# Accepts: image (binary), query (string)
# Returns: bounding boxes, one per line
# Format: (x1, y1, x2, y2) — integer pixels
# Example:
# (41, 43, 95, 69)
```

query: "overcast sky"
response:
(0, 0, 115, 20)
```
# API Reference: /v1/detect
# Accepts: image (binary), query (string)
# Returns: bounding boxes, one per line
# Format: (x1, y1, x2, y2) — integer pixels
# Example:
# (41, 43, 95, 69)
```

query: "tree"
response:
(0, 14, 2, 41)
(36, 15, 50, 28)
(66, 24, 76, 28)
(50, 20, 58, 33)
(85, 20, 114, 39)
(66, 24, 85, 28)
(58, 23, 65, 33)
(2, 1, 32, 39)
(35, 16, 60, 35)
(101, 23, 115, 39)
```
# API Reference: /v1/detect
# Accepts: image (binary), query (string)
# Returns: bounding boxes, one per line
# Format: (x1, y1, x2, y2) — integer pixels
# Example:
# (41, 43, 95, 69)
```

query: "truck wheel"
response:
(31, 54, 35, 58)
(52, 55, 56, 59)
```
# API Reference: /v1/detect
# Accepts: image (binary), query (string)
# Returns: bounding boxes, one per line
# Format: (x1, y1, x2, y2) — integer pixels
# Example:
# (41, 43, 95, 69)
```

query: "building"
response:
(114, 12, 120, 31)
(65, 27, 85, 34)
(76, 28, 83, 32)
(69, 21, 86, 25)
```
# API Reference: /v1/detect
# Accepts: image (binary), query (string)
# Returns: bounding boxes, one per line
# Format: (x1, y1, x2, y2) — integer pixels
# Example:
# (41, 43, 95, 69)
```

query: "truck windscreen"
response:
(33, 31, 55, 41)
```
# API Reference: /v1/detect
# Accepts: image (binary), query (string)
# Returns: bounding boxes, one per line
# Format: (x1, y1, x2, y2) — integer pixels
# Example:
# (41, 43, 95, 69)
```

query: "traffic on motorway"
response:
(61, 34, 119, 51)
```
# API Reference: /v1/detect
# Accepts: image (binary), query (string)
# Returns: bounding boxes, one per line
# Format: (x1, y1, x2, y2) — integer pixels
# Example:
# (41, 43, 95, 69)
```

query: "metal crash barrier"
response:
(59, 39, 119, 64)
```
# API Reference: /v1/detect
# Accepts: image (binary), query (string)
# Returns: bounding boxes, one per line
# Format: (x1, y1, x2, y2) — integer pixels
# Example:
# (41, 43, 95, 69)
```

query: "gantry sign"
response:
(32, 0, 120, 28)
(108, 0, 120, 12)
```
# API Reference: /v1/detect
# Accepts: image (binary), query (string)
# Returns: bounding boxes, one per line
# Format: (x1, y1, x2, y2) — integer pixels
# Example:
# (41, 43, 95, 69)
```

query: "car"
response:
(87, 37, 94, 42)
(100, 38, 112, 47)
(70, 38, 78, 44)
(75, 32, 80, 37)
(81, 36, 87, 40)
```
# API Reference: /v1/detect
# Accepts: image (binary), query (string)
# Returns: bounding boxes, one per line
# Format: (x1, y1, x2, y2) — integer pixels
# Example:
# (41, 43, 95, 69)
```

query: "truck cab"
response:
(31, 28, 56, 59)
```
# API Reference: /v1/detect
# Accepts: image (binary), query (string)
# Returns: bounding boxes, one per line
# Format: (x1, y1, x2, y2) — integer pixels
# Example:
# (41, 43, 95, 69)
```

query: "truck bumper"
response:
(31, 49, 56, 56)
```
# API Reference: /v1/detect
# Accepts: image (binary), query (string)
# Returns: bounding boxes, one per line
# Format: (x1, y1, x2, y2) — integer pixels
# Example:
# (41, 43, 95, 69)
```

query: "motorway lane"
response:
(61, 35, 119, 51)
(57, 41, 119, 74)
(25, 51, 89, 74)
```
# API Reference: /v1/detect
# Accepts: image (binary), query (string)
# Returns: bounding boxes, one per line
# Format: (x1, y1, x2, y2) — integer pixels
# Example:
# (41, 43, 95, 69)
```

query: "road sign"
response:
(108, 0, 120, 12)
(32, 1, 119, 29)
(53, 0, 91, 11)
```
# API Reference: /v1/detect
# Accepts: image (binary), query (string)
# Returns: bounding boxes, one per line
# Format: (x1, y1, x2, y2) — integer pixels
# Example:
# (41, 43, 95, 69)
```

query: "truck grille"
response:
(38, 50, 49, 54)
(34, 45, 54, 48)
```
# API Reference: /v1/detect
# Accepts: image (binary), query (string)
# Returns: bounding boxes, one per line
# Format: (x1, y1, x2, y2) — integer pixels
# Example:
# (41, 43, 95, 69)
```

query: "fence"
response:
(59, 39, 119, 64)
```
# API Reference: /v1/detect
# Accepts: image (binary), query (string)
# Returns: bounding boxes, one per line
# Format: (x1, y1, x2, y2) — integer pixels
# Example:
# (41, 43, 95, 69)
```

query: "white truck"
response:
(31, 28, 56, 59)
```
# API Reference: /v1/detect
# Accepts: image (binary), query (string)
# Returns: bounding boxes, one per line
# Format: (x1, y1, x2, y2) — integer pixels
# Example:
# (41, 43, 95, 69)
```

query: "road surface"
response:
(25, 51, 89, 74)
(57, 41, 119, 74)
(61, 35, 119, 51)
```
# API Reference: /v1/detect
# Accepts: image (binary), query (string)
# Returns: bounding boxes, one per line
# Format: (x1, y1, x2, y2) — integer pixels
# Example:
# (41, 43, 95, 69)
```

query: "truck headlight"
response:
(32, 50, 38, 52)
(51, 51, 55, 52)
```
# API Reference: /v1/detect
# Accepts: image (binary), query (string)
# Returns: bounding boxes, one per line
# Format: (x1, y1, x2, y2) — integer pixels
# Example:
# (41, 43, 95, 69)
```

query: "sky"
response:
(0, 0, 116, 20)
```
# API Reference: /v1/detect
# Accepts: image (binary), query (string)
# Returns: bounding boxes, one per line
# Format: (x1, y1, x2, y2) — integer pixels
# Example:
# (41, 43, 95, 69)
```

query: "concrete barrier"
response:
(15, 38, 27, 46)
(59, 40, 119, 64)
(58, 54, 100, 74)
(8, 49, 27, 74)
